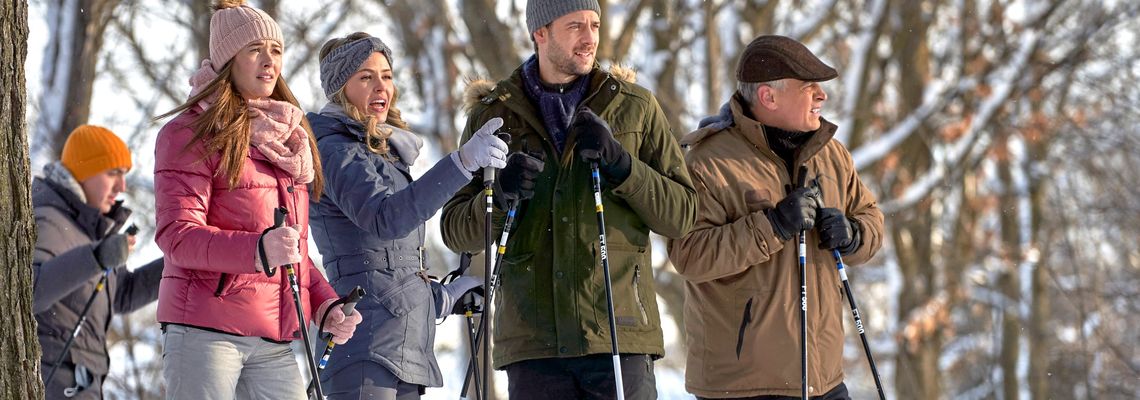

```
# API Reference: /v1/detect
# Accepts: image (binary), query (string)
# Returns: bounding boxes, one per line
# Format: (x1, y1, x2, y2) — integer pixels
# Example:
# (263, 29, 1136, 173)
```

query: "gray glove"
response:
(94, 234, 129, 270)
(437, 275, 483, 318)
(458, 117, 509, 172)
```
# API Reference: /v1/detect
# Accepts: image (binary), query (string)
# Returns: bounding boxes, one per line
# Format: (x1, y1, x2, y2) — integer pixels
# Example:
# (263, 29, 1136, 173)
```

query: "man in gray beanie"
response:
(441, 0, 696, 399)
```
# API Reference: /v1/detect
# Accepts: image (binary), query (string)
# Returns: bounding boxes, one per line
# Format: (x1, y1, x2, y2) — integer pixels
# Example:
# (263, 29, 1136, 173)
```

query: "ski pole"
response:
(799, 230, 809, 400)
(454, 252, 483, 400)
(44, 270, 108, 386)
(460, 199, 519, 399)
(480, 164, 497, 400)
(796, 166, 809, 400)
(273, 207, 324, 400)
(306, 286, 365, 396)
(590, 162, 625, 400)
(460, 289, 483, 400)
(832, 249, 886, 400)
(44, 224, 137, 385)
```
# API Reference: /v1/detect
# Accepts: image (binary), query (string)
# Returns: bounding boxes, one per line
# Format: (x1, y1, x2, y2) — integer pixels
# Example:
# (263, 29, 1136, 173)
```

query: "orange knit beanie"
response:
(60, 125, 132, 182)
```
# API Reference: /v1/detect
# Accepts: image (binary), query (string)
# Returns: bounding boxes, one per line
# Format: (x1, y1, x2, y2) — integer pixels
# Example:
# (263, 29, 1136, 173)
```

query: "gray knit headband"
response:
(319, 36, 393, 99)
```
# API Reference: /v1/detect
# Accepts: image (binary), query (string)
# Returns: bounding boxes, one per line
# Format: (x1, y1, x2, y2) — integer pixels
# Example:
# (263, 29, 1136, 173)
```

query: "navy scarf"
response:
(520, 56, 590, 154)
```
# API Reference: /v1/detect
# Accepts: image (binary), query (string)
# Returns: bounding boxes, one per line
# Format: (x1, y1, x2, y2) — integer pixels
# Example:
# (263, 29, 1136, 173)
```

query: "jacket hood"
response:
(310, 104, 365, 142)
(462, 63, 639, 113)
(310, 103, 425, 165)
(33, 161, 124, 240)
(40, 161, 87, 205)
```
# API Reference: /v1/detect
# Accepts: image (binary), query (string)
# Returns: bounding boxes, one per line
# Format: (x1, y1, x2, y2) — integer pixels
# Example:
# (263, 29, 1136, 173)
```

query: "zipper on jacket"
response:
(632, 265, 649, 325)
(214, 274, 229, 297)
(736, 297, 754, 359)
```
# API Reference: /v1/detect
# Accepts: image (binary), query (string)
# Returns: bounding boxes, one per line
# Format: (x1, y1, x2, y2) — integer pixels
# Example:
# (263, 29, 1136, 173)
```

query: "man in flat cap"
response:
(441, 0, 695, 398)
(669, 35, 884, 399)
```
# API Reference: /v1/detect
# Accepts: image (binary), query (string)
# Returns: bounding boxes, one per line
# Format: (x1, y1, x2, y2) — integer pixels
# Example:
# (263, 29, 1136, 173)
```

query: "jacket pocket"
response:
(736, 297, 754, 359)
(493, 252, 536, 343)
(374, 272, 431, 318)
(600, 242, 654, 332)
(632, 265, 649, 326)
(213, 273, 229, 297)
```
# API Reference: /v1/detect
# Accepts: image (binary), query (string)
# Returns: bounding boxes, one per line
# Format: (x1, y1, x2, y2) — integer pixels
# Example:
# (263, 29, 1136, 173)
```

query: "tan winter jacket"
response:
(668, 95, 884, 398)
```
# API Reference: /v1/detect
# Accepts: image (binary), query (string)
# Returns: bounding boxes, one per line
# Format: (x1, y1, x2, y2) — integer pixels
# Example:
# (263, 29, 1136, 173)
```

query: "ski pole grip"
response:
(273, 207, 288, 228)
(124, 224, 139, 236)
(341, 286, 365, 317)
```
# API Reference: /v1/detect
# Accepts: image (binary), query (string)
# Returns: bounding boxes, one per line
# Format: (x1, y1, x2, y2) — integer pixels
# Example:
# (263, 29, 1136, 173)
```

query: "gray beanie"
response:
(319, 36, 393, 99)
(526, 0, 601, 34)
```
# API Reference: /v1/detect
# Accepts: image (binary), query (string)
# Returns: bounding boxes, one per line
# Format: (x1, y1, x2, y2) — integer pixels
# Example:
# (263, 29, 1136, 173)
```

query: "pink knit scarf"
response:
(246, 99, 314, 184)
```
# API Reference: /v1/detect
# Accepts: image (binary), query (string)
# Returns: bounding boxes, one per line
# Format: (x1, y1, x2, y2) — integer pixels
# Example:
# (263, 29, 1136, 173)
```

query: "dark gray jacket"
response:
(308, 107, 470, 387)
(33, 162, 164, 399)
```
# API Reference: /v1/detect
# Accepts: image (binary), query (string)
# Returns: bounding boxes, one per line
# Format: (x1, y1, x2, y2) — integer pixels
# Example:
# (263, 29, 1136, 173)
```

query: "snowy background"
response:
(23, 0, 1140, 399)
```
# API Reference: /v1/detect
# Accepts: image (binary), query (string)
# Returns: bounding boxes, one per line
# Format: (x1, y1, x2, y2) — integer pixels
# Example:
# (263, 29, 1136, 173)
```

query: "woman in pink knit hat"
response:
(152, 1, 361, 398)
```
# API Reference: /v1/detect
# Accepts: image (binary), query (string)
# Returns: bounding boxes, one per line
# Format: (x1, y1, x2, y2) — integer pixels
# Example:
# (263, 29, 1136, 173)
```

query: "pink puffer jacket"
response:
(154, 109, 336, 341)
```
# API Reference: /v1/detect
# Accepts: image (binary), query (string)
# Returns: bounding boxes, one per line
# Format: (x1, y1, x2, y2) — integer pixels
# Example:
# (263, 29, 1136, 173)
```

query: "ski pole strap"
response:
(256, 229, 277, 277)
(257, 208, 287, 276)
(443, 253, 474, 285)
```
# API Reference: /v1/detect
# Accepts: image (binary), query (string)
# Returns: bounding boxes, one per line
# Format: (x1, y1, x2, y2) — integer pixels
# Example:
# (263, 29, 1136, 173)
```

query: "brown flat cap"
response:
(737, 35, 838, 83)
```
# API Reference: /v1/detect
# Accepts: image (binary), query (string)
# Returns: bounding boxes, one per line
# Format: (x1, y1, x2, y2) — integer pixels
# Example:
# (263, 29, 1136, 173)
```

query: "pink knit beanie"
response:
(209, 0, 284, 67)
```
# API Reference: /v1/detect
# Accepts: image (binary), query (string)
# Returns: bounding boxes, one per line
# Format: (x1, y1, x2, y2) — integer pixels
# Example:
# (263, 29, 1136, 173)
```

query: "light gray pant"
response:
(162, 324, 307, 400)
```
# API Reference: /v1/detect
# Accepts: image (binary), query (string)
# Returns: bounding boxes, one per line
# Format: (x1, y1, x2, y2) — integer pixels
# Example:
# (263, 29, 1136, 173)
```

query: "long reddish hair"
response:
(156, 60, 323, 198)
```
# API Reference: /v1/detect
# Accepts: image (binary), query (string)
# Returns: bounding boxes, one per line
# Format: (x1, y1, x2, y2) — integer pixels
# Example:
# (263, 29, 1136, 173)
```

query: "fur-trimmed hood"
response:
(462, 63, 638, 113)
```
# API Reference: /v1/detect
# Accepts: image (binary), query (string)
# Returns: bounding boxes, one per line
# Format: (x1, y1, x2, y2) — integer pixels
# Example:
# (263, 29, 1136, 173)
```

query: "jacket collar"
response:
(727, 94, 837, 165)
(309, 103, 425, 166)
(471, 60, 628, 156)
(34, 162, 126, 239)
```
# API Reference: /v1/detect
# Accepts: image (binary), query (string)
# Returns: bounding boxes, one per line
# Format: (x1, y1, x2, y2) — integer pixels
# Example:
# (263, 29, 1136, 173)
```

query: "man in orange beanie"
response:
(33, 124, 164, 399)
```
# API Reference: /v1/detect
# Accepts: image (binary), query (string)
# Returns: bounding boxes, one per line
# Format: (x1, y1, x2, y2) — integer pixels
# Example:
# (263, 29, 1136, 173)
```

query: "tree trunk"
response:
(461, 0, 520, 79)
(33, 0, 120, 164)
(703, 0, 721, 116)
(890, 2, 941, 395)
(185, 0, 210, 61)
(1025, 99, 1053, 400)
(997, 137, 1022, 400)
(609, 0, 651, 63)
(0, 1, 42, 398)
(648, 0, 686, 139)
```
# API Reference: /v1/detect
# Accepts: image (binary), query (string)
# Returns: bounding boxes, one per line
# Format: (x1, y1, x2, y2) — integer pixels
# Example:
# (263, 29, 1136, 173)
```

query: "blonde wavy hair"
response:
(318, 32, 409, 156)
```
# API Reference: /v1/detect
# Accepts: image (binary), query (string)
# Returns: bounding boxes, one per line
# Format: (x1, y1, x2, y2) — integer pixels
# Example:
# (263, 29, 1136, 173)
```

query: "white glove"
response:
(438, 276, 483, 318)
(458, 118, 508, 172)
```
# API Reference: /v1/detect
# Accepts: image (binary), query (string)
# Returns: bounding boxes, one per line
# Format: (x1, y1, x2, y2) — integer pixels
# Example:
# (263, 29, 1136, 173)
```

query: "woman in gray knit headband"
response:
(306, 32, 507, 400)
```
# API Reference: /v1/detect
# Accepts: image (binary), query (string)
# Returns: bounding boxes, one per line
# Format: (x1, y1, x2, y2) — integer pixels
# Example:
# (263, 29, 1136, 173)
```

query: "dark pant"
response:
(505, 354, 657, 400)
(698, 382, 850, 400)
(324, 361, 424, 400)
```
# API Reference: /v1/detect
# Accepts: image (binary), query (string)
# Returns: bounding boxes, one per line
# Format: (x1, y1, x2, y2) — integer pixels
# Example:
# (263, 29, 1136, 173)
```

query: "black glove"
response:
(766, 186, 821, 242)
(93, 234, 129, 270)
(816, 208, 862, 255)
(571, 107, 632, 185)
(495, 152, 545, 210)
